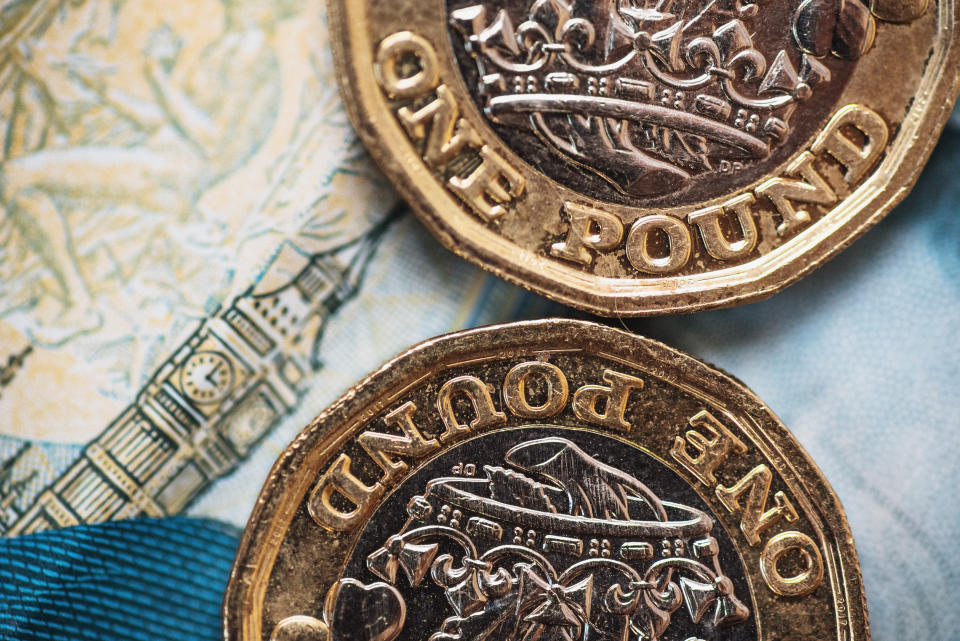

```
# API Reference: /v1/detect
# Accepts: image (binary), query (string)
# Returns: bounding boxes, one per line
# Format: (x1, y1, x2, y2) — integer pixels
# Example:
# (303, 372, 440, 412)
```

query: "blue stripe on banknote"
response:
(0, 517, 239, 641)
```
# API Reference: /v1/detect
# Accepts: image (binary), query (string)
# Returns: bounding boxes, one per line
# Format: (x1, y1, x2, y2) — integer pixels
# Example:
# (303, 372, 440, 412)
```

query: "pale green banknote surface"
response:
(0, 0, 397, 533)
(0, 0, 558, 535)
(2, 2, 960, 640)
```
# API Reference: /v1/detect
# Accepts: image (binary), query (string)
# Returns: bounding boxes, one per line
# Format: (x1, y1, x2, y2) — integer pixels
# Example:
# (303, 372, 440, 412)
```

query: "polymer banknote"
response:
(0, 0, 568, 536)
(1, 2, 959, 639)
(0, 0, 403, 534)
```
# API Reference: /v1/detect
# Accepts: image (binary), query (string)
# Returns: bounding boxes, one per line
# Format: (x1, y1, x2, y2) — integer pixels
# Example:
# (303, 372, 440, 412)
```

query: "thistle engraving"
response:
(325, 437, 751, 641)
(447, 0, 913, 198)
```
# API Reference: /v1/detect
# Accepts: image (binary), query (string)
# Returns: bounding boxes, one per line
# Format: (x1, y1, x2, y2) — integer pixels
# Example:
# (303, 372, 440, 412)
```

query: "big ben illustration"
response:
(6, 225, 391, 535)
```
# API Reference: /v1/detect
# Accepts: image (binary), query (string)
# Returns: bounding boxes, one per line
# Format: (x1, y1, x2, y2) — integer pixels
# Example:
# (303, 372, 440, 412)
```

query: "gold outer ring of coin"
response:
(327, 0, 959, 316)
(224, 319, 867, 641)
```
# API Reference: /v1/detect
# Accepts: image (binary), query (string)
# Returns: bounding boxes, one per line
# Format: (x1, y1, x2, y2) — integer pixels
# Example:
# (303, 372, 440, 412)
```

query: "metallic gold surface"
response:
(224, 319, 867, 641)
(328, 0, 960, 315)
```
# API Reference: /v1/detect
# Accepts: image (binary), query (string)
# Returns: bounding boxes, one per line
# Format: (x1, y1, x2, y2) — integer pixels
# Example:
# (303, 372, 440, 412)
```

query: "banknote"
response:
(1, 1, 959, 640)
(190, 112, 960, 641)
(0, 0, 568, 537)
(0, 0, 401, 533)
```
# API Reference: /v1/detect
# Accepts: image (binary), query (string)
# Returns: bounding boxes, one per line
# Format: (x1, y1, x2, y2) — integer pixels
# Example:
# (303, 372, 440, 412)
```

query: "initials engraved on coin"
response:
(225, 321, 867, 641)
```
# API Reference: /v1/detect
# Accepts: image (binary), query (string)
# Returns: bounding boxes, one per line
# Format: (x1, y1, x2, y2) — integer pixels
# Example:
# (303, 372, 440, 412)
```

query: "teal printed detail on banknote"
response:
(0, 0, 399, 533)
(0, 517, 239, 641)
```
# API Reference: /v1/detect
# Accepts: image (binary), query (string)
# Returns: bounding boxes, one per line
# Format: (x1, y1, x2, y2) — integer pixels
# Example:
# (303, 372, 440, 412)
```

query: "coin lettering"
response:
(569, 369, 645, 431)
(437, 376, 508, 441)
(625, 214, 693, 274)
(687, 194, 760, 261)
(502, 361, 569, 418)
(374, 32, 440, 99)
(670, 410, 748, 487)
(760, 531, 825, 598)
(332, 0, 955, 313)
(375, 32, 526, 221)
(308, 362, 821, 601)
(671, 410, 823, 595)
(448, 145, 526, 221)
(308, 455, 383, 532)
(310, 365, 647, 531)
(358, 403, 441, 483)
(811, 103, 889, 184)
(546, 104, 888, 274)
(716, 464, 800, 546)
(226, 321, 867, 641)
(549, 202, 624, 266)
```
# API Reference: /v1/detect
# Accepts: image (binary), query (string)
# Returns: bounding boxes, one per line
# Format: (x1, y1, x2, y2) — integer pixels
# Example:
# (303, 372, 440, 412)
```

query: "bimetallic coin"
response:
(329, 0, 959, 315)
(224, 320, 867, 641)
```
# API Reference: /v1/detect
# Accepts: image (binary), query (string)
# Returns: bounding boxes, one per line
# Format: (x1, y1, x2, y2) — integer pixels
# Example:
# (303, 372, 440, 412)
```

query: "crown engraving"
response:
(449, 0, 883, 197)
(325, 437, 751, 641)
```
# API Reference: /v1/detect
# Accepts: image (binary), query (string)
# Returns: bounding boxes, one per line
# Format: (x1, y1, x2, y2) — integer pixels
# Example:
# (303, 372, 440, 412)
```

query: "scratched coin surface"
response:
(224, 319, 867, 641)
(329, 0, 959, 315)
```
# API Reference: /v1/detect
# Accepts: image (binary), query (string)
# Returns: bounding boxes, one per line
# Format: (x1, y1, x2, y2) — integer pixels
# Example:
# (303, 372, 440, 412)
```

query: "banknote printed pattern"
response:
(2, 227, 391, 535)
(0, 0, 398, 534)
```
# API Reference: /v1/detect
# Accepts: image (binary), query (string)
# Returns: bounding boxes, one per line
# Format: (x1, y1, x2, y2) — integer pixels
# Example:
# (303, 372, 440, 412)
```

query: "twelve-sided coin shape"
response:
(224, 320, 867, 641)
(329, 0, 959, 315)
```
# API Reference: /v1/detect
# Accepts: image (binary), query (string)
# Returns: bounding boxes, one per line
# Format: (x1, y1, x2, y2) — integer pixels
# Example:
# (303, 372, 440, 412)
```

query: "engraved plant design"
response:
(325, 438, 750, 641)
(449, 0, 918, 196)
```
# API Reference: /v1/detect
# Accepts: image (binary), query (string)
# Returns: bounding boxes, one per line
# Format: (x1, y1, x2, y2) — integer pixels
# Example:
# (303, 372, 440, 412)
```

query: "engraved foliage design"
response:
(324, 437, 751, 641)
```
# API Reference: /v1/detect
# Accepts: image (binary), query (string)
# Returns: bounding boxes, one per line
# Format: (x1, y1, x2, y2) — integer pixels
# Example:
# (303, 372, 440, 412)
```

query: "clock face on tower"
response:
(180, 350, 235, 405)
